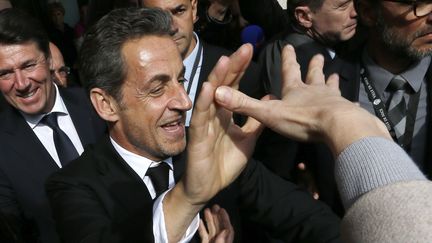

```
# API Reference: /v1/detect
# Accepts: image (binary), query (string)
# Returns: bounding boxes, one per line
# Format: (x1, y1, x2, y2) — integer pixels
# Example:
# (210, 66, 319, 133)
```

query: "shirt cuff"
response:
(153, 189, 200, 243)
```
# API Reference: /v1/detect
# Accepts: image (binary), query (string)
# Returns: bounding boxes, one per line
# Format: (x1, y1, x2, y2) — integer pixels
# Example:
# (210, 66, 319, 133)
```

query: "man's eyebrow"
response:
(147, 74, 171, 84)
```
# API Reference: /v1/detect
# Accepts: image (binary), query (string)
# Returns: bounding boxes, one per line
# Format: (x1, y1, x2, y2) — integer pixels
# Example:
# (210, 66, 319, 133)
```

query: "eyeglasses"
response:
(51, 66, 70, 78)
(382, 0, 432, 17)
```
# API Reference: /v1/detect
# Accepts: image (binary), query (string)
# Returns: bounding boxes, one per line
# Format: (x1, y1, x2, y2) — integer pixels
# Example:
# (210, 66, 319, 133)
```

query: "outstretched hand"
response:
(214, 45, 390, 156)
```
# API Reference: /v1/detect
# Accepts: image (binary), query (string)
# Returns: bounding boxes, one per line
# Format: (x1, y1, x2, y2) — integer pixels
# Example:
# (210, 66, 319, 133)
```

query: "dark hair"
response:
(79, 7, 173, 103)
(47, 2, 65, 15)
(0, 8, 50, 58)
(286, 0, 326, 28)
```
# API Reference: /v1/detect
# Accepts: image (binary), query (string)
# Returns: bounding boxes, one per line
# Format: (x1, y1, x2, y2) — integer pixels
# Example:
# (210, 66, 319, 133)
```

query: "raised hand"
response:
(164, 44, 263, 242)
(214, 45, 390, 156)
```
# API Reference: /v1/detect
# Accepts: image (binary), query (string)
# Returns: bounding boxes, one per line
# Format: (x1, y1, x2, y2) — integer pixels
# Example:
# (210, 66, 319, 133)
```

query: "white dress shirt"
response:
(22, 84, 84, 168)
(183, 33, 203, 127)
(110, 138, 199, 243)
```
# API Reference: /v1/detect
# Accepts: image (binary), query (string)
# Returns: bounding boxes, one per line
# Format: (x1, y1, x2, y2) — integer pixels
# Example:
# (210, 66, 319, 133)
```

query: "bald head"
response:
(49, 42, 68, 87)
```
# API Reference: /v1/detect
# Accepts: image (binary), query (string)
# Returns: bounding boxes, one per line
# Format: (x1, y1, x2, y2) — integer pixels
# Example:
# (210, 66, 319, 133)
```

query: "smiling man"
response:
(0, 8, 106, 243)
(46, 7, 341, 243)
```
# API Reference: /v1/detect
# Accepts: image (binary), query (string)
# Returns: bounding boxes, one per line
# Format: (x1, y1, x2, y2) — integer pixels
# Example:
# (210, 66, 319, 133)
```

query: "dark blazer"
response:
(46, 136, 341, 243)
(259, 31, 334, 98)
(0, 87, 106, 243)
(328, 53, 432, 176)
(275, 48, 432, 217)
(255, 32, 359, 216)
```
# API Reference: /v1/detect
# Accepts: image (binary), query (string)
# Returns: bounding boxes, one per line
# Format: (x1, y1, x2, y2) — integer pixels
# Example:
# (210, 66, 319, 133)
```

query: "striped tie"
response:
(386, 75, 409, 143)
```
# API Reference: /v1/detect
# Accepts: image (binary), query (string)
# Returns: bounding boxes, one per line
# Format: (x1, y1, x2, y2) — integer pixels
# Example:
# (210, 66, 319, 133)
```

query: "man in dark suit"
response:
(263, 0, 432, 218)
(0, 9, 106, 243)
(346, 0, 432, 175)
(46, 7, 341, 243)
(254, 0, 358, 216)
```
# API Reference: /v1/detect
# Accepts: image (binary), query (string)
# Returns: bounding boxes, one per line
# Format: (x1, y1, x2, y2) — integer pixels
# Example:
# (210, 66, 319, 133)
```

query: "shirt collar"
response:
(110, 137, 173, 180)
(183, 32, 200, 79)
(362, 49, 430, 94)
(22, 84, 69, 129)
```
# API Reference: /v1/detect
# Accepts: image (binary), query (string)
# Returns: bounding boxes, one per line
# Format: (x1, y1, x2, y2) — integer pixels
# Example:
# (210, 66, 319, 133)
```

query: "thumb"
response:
(215, 86, 267, 121)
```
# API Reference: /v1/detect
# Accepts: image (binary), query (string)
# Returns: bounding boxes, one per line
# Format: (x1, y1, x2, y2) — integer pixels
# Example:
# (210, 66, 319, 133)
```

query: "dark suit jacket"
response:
(308, 53, 432, 216)
(46, 136, 341, 243)
(0, 87, 106, 243)
(259, 31, 334, 98)
(255, 32, 360, 216)
(331, 53, 432, 177)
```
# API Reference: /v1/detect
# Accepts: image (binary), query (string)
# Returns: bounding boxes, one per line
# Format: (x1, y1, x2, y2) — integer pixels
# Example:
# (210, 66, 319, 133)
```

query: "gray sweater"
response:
(335, 137, 431, 242)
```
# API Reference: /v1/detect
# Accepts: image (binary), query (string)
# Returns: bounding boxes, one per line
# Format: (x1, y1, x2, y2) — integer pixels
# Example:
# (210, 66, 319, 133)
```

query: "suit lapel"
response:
(331, 56, 360, 102)
(60, 88, 97, 146)
(0, 107, 59, 174)
(95, 137, 154, 215)
(194, 42, 221, 105)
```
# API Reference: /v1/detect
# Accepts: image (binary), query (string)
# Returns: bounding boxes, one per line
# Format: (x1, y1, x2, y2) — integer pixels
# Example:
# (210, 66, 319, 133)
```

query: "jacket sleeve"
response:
(238, 159, 341, 243)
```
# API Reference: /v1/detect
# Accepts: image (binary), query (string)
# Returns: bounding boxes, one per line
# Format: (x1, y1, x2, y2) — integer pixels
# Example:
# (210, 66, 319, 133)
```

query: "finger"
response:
(305, 54, 325, 85)
(198, 219, 209, 243)
(281, 45, 303, 95)
(215, 86, 271, 125)
(297, 162, 306, 171)
(212, 204, 221, 213)
(207, 55, 231, 90)
(214, 230, 228, 243)
(219, 208, 234, 242)
(189, 82, 216, 138)
(313, 192, 320, 200)
(326, 73, 340, 89)
(204, 208, 217, 238)
(223, 44, 253, 89)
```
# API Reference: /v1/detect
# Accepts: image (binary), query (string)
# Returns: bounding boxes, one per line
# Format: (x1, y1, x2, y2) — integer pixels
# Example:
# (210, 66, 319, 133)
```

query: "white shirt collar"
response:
(22, 84, 70, 129)
(110, 137, 173, 180)
(183, 32, 200, 78)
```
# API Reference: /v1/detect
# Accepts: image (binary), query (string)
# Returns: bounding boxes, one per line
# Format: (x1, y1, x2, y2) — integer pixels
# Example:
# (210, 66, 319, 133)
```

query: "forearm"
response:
(335, 137, 426, 209)
(163, 182, 204, 242)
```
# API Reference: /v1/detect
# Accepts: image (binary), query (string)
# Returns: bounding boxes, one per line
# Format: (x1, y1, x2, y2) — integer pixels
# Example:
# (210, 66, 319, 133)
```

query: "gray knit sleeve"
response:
(334, 137, 426, 209)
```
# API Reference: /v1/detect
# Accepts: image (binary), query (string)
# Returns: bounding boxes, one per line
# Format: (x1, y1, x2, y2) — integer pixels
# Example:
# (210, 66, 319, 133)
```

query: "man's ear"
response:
(356, 0, 376, 27)
(294, 6, 313, 29)
(191, 0, 198, 24)
(90, 88, 120, 123)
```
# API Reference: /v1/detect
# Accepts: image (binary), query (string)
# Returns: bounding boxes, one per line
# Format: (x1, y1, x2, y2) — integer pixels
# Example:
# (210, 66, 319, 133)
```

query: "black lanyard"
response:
(360, 67, 420, 150)
(186, 42, 203, 95)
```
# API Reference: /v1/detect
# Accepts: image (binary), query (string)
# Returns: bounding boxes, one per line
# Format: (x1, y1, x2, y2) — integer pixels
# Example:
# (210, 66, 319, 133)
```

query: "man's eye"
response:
(0, 72, 12, 80)
(23, 63, 37, 71)
(173, 7, 186, 15)
(151, 87, 164, 95)
(179, 77, 188, 85)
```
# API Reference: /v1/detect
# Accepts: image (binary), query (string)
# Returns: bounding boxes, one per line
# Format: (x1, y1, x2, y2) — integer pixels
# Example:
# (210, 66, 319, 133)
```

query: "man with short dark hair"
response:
(46, 7, 341, 243)
(0, 8, 106, 243)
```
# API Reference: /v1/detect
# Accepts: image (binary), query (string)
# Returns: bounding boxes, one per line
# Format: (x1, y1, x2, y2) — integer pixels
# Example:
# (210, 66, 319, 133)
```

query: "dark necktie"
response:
(386, 75, 409, 142)
(41, 112, 79, 166)
(146, 162, 170, 198)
